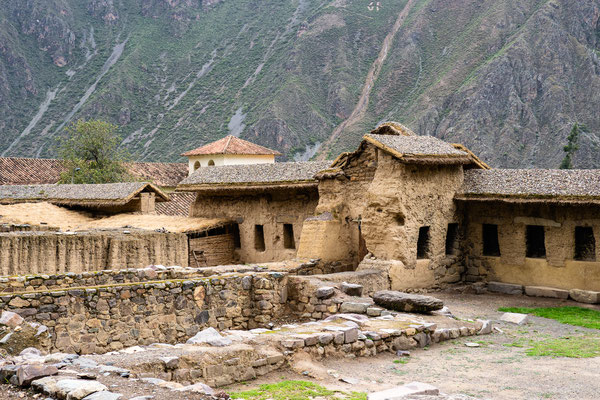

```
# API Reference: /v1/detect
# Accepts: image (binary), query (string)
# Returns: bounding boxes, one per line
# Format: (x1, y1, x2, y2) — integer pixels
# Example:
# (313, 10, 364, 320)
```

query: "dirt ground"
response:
(2, 291, 599, 400)
(224, 291, 600, 400)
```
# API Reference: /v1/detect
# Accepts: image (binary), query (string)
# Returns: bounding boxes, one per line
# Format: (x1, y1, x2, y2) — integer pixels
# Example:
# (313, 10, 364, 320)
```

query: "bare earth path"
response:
(317, 0, 416, 159)
(225, 292, 600, 400)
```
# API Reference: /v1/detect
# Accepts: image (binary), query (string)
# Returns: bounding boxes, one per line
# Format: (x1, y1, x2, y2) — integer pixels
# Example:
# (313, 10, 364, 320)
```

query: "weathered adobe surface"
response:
(464, 202, 600, 291)
(190, 187, 319, 264)
(0, 230, 188, 276)
(300, 145, 465, 290)
(0, 271, 288, 354)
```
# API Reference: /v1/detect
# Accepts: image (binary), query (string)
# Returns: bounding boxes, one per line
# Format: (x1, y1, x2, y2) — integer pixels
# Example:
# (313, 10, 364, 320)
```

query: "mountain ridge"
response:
(1, 0, 599, 168)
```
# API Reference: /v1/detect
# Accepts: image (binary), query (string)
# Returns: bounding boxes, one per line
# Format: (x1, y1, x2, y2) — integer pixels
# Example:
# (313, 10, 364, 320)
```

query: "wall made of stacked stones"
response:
(0, 272, 288, 354)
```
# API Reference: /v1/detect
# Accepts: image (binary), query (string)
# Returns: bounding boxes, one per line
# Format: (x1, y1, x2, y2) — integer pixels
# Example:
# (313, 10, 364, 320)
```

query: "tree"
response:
(559, 123, 585, 169)
(57, 119, 133, 184)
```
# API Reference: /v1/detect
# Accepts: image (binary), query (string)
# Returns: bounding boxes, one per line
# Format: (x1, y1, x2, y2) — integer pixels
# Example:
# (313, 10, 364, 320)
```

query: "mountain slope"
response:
(1, 0, 599, 168)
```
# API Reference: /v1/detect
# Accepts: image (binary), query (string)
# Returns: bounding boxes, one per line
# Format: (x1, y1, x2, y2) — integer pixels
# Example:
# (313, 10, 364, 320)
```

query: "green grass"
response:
(230, 380, 366, 400)
(393, 358, 408, 364)
(498, 306, 600, 329)
(526, 335, 600, 358)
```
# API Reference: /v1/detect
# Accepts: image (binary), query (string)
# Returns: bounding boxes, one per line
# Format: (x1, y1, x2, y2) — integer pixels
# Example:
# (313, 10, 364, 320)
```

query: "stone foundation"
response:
(0, 272, 288, 354)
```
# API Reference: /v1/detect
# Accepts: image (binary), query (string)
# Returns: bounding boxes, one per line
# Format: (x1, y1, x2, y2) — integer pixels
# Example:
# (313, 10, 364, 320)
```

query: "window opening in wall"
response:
(193, 161, 200, 171)
(208, 160, 215, 166)
(416, 226, 431, 259)
(482, 224, 500, 256)
(445, 223, 459, 255)
(254, 225, 265, 252)
(283, 224, 295, 249)
(575, 226, 596, 261)
(232, 223, 241, 249)
(526, 225, 546, 258)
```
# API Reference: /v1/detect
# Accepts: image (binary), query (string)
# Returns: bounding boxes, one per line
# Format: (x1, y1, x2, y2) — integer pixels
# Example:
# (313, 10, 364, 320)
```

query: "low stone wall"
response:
(0, 230, 188, 276)
(0, 272, 288, 354)
(0, 265, 270, 293)
(286, 270, 388, 319)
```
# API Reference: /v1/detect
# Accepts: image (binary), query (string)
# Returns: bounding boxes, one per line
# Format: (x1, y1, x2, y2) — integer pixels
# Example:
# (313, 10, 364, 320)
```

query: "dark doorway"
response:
(417, 226, 431, 259)
(254, 225, 265, 252)
(482, 224, 500, 256)
(526, 225, 546, 258)
(575, 226, 596, 261)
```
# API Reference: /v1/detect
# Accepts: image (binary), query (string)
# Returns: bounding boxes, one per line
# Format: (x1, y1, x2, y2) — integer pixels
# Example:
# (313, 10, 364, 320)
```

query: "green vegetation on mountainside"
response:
(1, 0, 600, 168)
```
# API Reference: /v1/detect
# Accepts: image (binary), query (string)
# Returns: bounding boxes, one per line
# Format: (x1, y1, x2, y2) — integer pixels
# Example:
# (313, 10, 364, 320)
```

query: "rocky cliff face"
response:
(0, 0, 599, 168)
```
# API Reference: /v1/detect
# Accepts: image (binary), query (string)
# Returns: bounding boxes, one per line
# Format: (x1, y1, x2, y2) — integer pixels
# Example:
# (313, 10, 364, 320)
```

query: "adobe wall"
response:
(0, 271, 288, 354)
(299, 146, 465, 288)
(189, 187, 319, 264)
(464, 202, 600, 291)
(0, 230, 188, 276)
(298, 144, 379, 266)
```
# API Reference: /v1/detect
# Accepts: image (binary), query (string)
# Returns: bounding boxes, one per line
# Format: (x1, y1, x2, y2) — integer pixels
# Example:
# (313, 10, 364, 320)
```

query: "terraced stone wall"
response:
(0, 272, 288, 354)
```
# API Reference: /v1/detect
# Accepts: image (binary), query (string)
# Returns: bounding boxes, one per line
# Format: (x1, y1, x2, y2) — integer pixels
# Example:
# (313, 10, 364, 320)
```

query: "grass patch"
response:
(498, 306, 600, 329)
(230, 380, 366, 400)
(526, 335, 600, 358)
(393, 358, 408, 364)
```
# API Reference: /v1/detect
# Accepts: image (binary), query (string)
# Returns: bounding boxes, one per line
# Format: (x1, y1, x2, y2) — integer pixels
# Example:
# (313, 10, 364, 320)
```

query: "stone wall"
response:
(463, 201, 600, 291)
(0, 230, 188, 276)
(0, 272, 289, 354)
(189, 187, 319, 264)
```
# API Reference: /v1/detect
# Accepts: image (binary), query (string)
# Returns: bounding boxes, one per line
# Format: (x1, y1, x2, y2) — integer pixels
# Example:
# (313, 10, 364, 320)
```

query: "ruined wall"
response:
(298, 144, 379, 266)
(0, 271, 288, 354)
(299, 145, 465, 289)
(464, 202, 600, 291)
(0, 230, 188, 276)
(189, 187, 319, 263)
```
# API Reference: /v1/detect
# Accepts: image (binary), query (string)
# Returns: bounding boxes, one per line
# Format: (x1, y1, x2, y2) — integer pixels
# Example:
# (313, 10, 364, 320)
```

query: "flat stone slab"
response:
(525, 286, 569, 299)
(373, 291, 443, 313)
(500, 312, 529, 325)
(186, 327, 232, 347)
(368, 382, 439, 400)
(569, 289, 600, 304)
(487, 281, 524, 295)
(341, 282, 363, 297)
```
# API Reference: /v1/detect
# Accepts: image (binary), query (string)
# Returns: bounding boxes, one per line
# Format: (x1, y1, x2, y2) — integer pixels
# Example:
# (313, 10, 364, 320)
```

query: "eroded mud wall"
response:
(464, 202, 600, 291)
(0, 231, 188, 275)
(189, 188, 319, 264)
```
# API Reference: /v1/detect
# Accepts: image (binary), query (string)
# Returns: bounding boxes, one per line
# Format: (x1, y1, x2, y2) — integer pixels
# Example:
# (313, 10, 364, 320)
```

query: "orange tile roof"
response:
(181, 135, 281, 156)
(0, 157, 188, 187)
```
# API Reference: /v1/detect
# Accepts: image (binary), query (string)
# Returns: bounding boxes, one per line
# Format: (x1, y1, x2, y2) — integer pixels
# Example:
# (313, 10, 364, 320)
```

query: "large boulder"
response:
(16, 364, 58, 386)
(373, 291, 443, 313)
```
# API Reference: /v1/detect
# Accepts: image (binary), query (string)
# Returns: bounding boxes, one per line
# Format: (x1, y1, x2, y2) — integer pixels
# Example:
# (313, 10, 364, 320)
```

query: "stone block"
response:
(487, 281, 524, 295)
(366, 307, 383, 317)
(500, 312, 529, 325)
(16, 365, 58, 386)
(340, 302, 368, 314)
(373, 291, 443, 313)
(569, 289, 600, 304)
(525, 286, 569, 299)
(315, 287, 335, 299)
(368, 382, 439, 400)
(343, 328, 358, 344)
(341, 282, 363, 297)
(0, 310, 24, 328)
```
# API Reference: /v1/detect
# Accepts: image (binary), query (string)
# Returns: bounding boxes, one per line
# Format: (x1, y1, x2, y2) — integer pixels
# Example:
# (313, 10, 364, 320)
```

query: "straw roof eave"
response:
(451, 144, 491, 170)
(177, 180, 319, 192)
(363, 136, 472, 164)
(455, 193, 600, 205)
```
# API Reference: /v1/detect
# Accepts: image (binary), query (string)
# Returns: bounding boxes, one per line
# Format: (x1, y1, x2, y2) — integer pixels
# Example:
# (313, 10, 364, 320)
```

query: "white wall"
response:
(187, 154, 275, 175)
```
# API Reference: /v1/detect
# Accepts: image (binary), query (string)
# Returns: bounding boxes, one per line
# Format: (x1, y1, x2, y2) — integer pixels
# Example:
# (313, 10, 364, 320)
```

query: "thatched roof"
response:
(181, 135, 281, 157)
(0, 202, 227, 233)
(451, 144, 491, 170)
(363, 134, 472, 165)
(370, 121, 416, 136)
(178, 161, 331, 191)
(458, 169, 600, 204)
(0, 157, 187, 187)
(155, 192, 196, 216)
(0, 182, 169, 206)
(83, 214, 231, 234)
